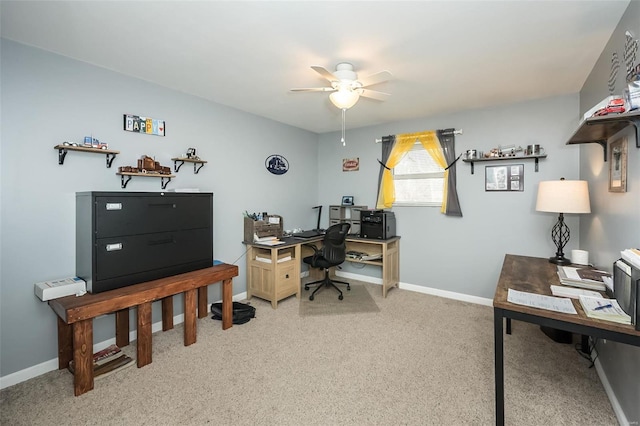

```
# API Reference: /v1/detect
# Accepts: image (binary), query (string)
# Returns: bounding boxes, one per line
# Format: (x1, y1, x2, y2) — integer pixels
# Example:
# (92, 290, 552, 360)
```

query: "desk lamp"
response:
(535, 178, 591, 265)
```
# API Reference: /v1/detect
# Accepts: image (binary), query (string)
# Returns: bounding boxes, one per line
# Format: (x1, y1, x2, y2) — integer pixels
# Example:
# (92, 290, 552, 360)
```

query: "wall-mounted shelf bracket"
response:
(172, 157, 207, 174)
(462, 155, 546, 174)
(54, 145, 120, 168)
(565, 111, 640, 161)
(105, 153, 117, 168)
(160, 177, 172, 189)
(120, 174, 132, 188)
(117, 172, 175, 189)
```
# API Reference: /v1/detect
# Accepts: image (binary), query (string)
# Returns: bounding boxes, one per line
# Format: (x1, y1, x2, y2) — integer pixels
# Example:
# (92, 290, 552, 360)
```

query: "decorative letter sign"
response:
(123, 114, 165, 136)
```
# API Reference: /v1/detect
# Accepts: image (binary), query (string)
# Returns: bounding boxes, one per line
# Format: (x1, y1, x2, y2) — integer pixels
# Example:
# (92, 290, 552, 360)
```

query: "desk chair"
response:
(302, 223, 351, 301)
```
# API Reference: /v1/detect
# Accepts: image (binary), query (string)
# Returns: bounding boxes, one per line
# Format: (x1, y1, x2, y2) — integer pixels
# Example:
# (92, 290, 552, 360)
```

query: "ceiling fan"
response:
(291, 62, 392, 109)
(291, 62, 392, 145)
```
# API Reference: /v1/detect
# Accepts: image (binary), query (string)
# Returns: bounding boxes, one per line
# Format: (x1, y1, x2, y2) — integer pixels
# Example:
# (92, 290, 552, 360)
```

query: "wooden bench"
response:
(49, 264, 238, 396)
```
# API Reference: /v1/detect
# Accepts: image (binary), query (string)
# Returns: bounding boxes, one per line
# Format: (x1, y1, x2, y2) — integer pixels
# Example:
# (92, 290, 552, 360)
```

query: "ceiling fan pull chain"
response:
(341, 108, 346, 146)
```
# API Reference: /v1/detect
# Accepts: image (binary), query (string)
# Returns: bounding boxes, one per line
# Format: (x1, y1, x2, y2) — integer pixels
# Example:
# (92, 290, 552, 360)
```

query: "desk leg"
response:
(137, 302, 152, 367)
(222, 277, 233, 330)
(115, 308, 130, 347)
(57, 317, 73, 369)
(494, 308, 505, 426)
(162, 297, 174, 331)
(73, 319, 94, 396)
(506, 318, 512, 335)
(184, 288, 197, 346)
(198, 287, 208, 319)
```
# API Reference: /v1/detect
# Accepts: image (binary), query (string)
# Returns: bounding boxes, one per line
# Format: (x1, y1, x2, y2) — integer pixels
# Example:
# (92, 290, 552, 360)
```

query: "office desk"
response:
(245, 235, 400, 308)
(493, 254, 640, 425)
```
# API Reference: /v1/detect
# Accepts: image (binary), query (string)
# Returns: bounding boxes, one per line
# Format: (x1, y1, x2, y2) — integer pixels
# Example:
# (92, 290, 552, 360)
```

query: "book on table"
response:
(556, 266, 608, 291)
(578, 295, 631, 324)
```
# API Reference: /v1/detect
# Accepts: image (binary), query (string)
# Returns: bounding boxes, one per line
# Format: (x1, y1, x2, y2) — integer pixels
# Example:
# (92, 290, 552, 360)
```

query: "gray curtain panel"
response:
(375, 135, 395, 208)
(437, 129, 463, 217)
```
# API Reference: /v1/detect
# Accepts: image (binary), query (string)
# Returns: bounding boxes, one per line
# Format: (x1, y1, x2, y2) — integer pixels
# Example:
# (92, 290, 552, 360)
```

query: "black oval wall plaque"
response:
(265, 154, 289, 175)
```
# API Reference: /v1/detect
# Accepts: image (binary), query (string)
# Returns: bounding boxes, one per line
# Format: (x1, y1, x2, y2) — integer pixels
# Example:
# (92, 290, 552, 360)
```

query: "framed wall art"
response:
(485, 164, 524, 192)
(608, 136, 627, 192)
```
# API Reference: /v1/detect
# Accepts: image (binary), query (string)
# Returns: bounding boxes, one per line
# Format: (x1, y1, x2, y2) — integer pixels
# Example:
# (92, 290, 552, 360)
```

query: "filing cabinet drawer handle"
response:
(148, 238, 175, 246)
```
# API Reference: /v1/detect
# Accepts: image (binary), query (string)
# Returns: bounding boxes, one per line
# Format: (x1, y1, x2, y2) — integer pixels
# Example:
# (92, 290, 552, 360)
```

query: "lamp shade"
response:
(329, 89, 359, 109)
(535, 180, 591, 214)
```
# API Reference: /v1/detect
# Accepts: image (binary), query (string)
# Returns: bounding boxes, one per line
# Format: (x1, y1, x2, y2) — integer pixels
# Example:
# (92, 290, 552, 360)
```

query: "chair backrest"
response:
(322, 222, 351, 265)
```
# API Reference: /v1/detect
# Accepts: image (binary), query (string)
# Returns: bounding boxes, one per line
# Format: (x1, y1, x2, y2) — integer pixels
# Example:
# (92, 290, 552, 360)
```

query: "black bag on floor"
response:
(211, 302, 256, 324)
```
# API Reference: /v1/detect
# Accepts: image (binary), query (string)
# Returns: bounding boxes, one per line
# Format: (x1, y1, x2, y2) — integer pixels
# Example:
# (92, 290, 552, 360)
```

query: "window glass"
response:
(393, 145, 444, 206)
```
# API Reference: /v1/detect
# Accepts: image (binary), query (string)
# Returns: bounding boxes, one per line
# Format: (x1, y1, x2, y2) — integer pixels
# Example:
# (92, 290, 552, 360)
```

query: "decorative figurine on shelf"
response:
(117, 155, 171, 175)
(185, 148, 200, 160)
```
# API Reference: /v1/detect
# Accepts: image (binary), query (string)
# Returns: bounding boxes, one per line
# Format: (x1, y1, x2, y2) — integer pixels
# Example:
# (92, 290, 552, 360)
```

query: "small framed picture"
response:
(485, 164, 524, 192)
(609, 136, 627, 192)
(342, 196, 354, 206)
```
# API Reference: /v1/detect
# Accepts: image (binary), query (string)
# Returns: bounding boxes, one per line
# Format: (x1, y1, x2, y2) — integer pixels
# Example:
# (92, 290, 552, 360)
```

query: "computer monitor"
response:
(313, 205, 322, 231)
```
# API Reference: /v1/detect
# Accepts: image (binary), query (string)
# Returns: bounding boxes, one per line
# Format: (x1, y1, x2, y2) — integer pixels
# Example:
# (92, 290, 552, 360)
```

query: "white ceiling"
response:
(0, 1, 630, 134)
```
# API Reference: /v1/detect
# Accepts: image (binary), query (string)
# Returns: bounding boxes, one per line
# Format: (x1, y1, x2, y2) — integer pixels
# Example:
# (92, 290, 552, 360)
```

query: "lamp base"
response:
(549, 256, 571, 265)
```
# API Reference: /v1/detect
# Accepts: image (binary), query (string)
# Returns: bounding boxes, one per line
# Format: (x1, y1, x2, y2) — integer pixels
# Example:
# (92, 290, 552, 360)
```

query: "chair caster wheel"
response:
(304, 286, 309, 291)
(309, 295, 314, 301)
(347, 286, 351, 291)
(338, 294, 343, 300)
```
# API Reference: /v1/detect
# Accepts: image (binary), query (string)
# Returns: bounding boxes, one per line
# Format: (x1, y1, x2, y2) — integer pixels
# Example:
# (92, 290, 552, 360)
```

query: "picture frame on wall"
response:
(608, 136, 627, 192)
(485, 164, 524, 192)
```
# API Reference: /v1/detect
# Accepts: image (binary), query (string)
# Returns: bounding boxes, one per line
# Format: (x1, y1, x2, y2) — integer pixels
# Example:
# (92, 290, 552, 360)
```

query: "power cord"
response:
(230, 246, 250, 265)
(574, 337, 599, 368)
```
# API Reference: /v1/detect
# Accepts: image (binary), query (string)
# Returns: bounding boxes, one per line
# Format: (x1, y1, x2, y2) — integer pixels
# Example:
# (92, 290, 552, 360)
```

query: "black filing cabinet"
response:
(76, 191, 213, 293)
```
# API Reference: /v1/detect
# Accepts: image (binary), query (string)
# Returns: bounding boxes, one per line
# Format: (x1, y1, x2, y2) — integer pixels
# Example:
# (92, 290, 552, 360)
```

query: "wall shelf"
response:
(565, 110, 640, 161)
(462, 155, 546, 174)
(116, 172, 175, 189)
(54, 144, 119, 168)
(171, 157, 207, 174)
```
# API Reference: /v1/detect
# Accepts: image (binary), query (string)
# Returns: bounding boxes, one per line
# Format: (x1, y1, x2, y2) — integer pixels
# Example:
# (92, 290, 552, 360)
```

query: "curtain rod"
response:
(375, 128, 463, 143)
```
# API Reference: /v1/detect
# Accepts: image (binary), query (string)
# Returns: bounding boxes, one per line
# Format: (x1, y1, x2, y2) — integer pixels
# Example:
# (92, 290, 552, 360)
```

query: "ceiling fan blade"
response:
(358, 88, 390, 101)
(290, 87, 336, 92)
(311, 65, 338, 82)
(358, 70, 393, 87)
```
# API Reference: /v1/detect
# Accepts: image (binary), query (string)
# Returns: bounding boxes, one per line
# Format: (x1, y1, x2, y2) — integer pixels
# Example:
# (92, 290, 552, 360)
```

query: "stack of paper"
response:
(557, 266, 608, 291)
(550, 285, 601, 299)
(621, 248, 640, 269)
(578, 295, 631, 324)
(255, 253, 292, 263)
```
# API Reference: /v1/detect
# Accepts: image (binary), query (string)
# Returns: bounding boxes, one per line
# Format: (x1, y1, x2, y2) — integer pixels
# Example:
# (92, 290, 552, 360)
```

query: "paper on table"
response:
(507, 289, 577, 314)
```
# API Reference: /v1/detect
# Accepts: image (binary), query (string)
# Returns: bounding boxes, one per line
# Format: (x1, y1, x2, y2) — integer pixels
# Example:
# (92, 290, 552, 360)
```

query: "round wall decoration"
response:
(265, 154, 289, 175)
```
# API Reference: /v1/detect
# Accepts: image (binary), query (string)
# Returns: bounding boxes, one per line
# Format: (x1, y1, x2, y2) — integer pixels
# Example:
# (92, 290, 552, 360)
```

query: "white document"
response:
(507, 289, 577, 314)
(550, 285, 601, 299)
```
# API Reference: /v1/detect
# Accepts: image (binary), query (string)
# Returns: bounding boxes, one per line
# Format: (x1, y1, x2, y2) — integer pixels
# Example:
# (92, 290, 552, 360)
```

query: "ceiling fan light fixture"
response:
(329, 89, 359, 109)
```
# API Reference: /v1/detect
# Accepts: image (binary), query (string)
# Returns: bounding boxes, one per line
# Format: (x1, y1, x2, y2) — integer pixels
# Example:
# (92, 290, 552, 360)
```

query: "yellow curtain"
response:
(376, 130, 449, 212)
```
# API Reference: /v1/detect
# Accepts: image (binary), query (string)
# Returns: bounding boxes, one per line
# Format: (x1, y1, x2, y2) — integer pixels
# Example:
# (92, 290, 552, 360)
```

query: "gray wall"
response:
(317, 94, 582, 299)
(578, 1, 640, 423)
(0, 39, 319, 377)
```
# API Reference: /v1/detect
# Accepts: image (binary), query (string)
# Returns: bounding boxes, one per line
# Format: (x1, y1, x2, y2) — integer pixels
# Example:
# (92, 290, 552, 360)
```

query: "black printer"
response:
(360, 210, 396, 239)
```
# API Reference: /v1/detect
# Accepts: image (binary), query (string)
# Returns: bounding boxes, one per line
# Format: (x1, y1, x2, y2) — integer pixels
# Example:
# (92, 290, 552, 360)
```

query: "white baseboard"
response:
(0, 292, 247, 390)
(592, 344, 630, 426)
(0, 276, 624, 426)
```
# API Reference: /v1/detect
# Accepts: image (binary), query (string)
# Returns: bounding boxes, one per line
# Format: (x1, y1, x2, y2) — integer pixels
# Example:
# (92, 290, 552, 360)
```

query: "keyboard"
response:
(292, 230, 323, 238)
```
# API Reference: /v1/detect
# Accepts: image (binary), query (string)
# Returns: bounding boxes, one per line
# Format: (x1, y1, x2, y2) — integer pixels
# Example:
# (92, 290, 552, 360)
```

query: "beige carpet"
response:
(0, 281, 618, 425)
(299, 280, 380, 316)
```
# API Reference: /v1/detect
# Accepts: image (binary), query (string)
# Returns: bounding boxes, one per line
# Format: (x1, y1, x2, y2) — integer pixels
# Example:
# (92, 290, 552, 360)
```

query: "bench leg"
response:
(57, 316, 73, 369)
(184, 289, 197, 346)
(162, 297, 174, 331)
(222, 278, 233, 330)
(73, 319, 94, 396)
(137, 302, 152, 367)
(198, 287, 208, 319)
(115, 308, 130, 347)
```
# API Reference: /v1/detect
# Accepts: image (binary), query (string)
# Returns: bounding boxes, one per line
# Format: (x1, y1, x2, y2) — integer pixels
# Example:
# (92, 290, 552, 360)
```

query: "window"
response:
(393, 144, 444, 206)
